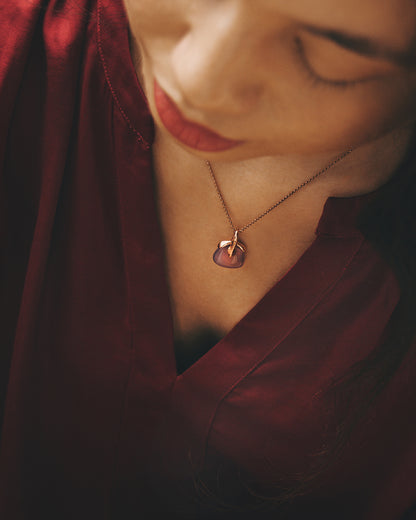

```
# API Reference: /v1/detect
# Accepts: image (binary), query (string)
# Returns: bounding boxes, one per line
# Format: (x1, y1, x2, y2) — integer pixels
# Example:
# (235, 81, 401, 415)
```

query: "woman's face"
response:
(123, 0, 416, 160)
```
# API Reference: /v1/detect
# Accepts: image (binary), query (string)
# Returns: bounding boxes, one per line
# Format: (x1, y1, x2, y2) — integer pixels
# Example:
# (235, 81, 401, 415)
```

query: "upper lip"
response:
(154, 79, 238, 141)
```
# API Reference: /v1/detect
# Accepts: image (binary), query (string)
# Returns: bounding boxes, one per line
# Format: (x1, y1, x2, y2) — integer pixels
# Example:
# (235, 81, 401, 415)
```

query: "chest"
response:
(161, 210, 319, 351)
(150, 135, 330, 364)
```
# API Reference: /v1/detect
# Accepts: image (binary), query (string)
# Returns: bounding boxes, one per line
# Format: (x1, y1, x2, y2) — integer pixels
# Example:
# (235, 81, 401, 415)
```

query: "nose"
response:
(170, 7, 263, 114)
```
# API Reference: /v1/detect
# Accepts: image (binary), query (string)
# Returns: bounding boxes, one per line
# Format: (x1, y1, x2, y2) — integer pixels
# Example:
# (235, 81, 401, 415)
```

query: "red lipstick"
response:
(153, 80, 242, 152)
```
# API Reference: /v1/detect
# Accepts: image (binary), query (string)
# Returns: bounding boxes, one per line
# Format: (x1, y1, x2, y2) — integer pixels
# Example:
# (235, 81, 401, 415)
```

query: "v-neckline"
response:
(161, 197, 369, 471)
(170, 206, 366, 381)
(167, 197, 373, 380)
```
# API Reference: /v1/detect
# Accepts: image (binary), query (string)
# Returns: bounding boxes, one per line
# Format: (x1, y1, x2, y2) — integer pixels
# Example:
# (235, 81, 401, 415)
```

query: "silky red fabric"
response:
(0, 1, 415, 518)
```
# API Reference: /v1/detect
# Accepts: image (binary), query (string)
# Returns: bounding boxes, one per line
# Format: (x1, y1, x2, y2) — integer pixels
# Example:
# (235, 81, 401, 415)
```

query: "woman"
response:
(0, 0, 415, 518)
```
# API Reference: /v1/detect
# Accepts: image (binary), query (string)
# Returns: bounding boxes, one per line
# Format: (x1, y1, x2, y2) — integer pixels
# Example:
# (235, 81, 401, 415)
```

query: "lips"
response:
(153, 80, 242, 152)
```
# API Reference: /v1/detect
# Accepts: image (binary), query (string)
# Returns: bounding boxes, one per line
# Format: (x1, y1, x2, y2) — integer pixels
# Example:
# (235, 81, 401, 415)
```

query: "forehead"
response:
(262, 0, 416, 47)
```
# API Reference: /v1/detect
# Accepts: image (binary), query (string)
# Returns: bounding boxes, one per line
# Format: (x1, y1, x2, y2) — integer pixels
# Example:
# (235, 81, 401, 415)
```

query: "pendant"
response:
(213, 230, 246, 268)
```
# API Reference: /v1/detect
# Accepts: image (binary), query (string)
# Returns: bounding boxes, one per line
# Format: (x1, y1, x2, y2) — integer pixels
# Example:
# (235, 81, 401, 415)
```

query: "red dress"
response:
(0, 1, 415, 518)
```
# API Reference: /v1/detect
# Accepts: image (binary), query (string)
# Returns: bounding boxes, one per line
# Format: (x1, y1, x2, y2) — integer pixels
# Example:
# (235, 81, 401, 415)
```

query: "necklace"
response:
(207, 149, 352, 268)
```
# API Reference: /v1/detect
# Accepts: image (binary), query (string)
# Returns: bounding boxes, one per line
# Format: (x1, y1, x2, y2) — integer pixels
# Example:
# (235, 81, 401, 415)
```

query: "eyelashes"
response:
(293, 36, 363, 90)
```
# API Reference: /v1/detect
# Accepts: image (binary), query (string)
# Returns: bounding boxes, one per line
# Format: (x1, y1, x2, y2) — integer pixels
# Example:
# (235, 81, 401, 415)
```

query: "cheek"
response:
(342, 87, 416, 146)
(277, 78, 416, 152)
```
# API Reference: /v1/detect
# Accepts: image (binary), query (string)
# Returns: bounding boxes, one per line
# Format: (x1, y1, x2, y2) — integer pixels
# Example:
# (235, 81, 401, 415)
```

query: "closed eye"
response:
(294, 36, 372, 89)
(302, 24, 416, 69)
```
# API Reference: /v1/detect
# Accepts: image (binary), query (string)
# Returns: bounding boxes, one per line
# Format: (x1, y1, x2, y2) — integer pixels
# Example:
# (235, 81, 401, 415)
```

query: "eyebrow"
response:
(303, 25, 416, 68)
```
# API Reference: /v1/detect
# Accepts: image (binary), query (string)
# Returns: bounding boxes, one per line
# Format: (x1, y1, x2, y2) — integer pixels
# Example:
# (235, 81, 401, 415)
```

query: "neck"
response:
(152, 123, 414, 216)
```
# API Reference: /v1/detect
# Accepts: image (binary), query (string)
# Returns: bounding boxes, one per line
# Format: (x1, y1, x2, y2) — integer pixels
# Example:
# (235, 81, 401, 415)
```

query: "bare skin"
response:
(123, 0, 416, 345)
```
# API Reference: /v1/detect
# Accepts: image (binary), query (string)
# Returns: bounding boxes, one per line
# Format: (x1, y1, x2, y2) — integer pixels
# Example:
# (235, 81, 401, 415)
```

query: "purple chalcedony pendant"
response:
(213, 230, 246, 268)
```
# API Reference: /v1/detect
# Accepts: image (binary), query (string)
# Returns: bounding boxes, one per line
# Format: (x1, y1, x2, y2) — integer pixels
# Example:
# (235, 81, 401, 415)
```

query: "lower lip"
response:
(153, 80, 242, 152)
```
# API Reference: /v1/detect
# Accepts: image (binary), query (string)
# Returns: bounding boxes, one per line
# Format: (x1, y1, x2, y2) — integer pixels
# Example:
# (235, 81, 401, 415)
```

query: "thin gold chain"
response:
(206, 149, 352, 234)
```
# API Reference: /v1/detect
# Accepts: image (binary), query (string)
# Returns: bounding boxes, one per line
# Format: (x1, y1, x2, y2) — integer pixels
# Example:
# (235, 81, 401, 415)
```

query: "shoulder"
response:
(0, 0, 98, 123)
(0, 0, 97, 56)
